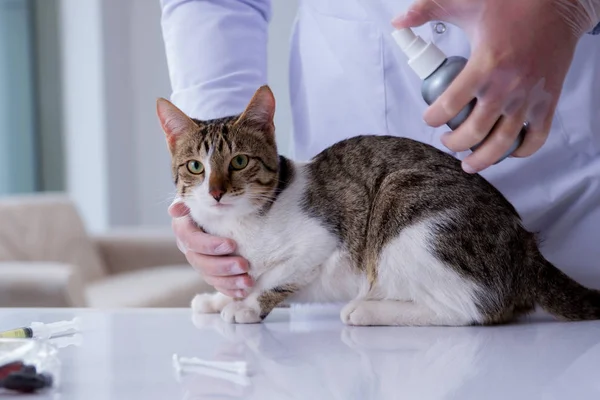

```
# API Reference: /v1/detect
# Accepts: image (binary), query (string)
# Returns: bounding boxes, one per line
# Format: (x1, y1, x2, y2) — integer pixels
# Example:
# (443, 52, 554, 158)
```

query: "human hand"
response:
(169, 199, 253, 297)
(392, 0, 600, 173)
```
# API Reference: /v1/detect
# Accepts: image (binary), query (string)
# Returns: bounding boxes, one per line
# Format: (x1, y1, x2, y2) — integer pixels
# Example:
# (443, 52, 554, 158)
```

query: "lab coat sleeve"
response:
(159, 0, 271, 120)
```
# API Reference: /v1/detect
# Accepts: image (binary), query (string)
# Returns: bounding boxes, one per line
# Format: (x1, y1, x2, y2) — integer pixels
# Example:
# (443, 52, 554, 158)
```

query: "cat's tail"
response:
(534, 255, 600, 320)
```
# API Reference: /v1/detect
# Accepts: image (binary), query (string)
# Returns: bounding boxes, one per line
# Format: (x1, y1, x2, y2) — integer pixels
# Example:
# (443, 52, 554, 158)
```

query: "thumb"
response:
(168, 198, 190, 218)
(391, 0, 443, 29)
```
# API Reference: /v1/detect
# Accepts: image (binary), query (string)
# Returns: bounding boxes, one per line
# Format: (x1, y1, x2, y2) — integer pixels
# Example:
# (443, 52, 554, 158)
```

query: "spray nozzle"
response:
(391, 28, 447, 80)
(391, 28, 423, 55)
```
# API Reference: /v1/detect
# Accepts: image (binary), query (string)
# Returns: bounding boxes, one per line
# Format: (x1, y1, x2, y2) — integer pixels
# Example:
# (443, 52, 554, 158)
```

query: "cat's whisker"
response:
(242, 190, 273, 196)
(154, 190, 182, 206)
(243, 194, 278, 202)
(246, 191, 280, 197)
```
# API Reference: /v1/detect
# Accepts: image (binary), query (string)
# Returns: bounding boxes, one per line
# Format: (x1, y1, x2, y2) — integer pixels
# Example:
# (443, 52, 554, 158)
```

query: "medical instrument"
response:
(0, 317, 81, 340)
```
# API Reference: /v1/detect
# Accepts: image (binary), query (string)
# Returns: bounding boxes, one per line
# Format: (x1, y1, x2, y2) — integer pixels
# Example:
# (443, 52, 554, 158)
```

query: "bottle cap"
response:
(30, 317, 81, 340)
(391, 28, 447, 79)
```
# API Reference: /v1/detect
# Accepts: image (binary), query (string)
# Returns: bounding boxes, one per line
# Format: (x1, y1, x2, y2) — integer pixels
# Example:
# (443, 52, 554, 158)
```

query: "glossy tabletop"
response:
(0, 305, 599, 399)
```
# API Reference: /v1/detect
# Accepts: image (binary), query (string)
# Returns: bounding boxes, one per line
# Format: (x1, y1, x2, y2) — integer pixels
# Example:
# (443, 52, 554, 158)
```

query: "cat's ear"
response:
(156, 97, 197, 153)
(235, 85, 276, 136)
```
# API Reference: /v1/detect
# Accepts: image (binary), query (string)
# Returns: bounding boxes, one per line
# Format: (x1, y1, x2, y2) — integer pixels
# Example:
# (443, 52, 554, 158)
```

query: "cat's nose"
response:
(209, 188, 225, 202)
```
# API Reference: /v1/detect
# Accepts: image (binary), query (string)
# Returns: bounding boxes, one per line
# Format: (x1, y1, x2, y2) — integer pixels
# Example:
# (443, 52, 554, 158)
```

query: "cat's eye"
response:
(186, 160, 204, 175)
(230, 155, 249, 170)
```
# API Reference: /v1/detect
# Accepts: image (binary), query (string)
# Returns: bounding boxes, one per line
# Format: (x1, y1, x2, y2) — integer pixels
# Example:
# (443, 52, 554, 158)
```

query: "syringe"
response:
(0, 317, 81, 340)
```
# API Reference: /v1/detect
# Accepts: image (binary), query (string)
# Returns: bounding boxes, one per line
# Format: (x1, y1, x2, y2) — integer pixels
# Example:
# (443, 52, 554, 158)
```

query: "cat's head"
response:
(157, 85, 280, 217)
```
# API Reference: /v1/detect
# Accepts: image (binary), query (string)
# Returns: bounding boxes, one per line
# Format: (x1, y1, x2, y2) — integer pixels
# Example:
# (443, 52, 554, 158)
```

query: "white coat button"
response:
(433, 22, 447, 34)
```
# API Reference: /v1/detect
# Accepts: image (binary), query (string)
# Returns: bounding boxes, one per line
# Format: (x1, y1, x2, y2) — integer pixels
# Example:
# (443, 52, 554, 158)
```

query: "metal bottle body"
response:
(421, 56, 525, 162)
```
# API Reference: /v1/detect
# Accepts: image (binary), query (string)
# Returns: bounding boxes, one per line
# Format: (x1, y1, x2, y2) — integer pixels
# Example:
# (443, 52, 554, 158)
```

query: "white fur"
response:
(189, 162, 485, 326)
(352, 218, 485, 326)
(189, 164, 359, 314)
(220, 297, 261, 324)
(289, 249, 367, 304)
(341, 300, 472, 326)
(191, 292, 232, 314)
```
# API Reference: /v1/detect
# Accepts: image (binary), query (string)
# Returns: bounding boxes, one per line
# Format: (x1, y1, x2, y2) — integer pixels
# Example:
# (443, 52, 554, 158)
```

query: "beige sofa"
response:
(0, 193, 212, 308)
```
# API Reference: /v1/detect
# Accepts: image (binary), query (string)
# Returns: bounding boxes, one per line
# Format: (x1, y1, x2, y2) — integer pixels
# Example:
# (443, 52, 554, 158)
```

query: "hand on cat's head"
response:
(157, 85, 279, 218)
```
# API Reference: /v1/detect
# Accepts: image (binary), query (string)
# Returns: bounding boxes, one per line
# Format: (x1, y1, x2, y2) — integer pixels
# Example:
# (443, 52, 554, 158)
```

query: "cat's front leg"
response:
(221, 284, 298, 324)
(191, 291, 234, 314)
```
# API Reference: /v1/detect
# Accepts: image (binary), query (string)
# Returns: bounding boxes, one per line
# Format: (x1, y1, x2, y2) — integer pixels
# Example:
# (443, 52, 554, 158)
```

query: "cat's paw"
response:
(340, 301, 374, 326)
(221, 301, 262, 324)
(191, 292, 233, 314)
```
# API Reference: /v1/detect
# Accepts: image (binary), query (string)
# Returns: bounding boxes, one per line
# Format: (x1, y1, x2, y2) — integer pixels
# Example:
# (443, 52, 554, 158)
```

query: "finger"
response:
(172, 216, 236, 255)
(176, 238, 188, 254)
(168, 198, 189, 217)
(185, 252, 250, 277)
(440, 98, 503, 153)
(391, 0, 445, 29)
(201, 273, 254, 292)
(461, 108, 528, 173)
(423, 62, 484, 128)
(218, 288, 247, 299)
(511, 95, 555, 158)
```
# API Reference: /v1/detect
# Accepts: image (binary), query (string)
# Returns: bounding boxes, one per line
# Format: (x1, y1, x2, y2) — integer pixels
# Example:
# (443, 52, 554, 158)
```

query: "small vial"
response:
(0, 327, 33, 339)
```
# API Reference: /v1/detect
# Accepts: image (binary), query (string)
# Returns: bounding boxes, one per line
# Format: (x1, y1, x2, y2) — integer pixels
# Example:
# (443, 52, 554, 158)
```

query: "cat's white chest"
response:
(229, 223, 280, 275)
(198, 214, 291, 277)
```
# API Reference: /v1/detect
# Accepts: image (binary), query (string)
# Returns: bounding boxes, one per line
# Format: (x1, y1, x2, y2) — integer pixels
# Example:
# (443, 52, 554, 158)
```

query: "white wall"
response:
(269, 1, 298, 157)
(59, 0, 109, 232)
(59, 0, 298, 231)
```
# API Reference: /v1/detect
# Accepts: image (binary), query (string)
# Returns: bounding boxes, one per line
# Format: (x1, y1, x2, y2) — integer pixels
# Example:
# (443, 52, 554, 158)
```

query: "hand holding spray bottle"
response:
(391, 27, 526, 163)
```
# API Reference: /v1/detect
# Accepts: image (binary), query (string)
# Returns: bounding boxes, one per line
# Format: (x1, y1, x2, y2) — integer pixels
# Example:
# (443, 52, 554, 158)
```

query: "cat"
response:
(156, 85, 600, 326)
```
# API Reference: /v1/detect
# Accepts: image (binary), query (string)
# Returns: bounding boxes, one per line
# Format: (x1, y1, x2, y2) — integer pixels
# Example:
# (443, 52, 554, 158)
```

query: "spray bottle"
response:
(391, 28, 526, 163)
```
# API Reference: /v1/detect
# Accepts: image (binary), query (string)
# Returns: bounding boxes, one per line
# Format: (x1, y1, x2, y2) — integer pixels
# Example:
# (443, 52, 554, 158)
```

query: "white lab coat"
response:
(160, 0, 600, 286)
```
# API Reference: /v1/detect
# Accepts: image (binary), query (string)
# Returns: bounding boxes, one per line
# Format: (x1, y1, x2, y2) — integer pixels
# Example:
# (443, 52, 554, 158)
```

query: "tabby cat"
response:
(156, 85, 600, 326)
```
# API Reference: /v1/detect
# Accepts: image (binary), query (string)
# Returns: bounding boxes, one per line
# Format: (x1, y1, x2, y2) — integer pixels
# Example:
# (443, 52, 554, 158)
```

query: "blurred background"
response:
(0, 0, 298, 308)
(0, 0, 297, 231)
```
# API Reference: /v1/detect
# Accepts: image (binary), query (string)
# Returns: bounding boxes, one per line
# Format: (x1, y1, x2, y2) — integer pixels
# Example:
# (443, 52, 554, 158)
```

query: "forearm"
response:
(160, 0, 271, 119)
